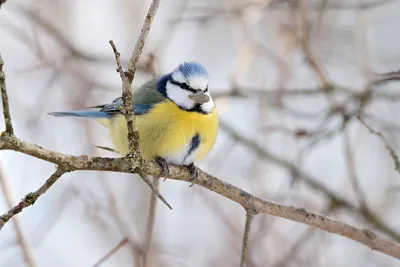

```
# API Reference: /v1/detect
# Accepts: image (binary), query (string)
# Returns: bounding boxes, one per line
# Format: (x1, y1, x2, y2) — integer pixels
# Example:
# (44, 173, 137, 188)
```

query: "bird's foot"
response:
(155, 157, 169, 181)
(186, 163, 198, 187)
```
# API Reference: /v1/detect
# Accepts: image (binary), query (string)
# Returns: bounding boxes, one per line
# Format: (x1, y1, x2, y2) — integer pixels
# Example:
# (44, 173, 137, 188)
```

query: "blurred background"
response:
(1, 0, 400, 266)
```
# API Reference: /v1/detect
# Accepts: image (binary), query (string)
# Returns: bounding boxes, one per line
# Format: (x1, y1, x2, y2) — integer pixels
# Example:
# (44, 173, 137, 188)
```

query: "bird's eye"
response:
(180, 83, 190, 90)
(179, 83, 196, 92)
(169, 79, 196, 92)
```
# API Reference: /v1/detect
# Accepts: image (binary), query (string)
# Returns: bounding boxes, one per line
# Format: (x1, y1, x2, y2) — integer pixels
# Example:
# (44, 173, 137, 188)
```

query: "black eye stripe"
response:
(169, 78, 209, 93)
(169, 79, 196, 92)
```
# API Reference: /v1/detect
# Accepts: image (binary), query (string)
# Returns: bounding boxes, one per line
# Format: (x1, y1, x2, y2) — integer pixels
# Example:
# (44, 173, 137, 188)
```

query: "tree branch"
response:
(0, 134, 399, 259)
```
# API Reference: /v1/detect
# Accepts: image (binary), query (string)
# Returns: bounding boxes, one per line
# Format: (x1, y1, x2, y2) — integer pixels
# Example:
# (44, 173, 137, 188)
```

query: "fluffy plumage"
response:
(49, 62, 218, 168)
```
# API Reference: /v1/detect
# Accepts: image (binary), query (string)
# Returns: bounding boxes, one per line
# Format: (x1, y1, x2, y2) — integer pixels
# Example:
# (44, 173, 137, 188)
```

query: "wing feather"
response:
(95, 75, 167, 115)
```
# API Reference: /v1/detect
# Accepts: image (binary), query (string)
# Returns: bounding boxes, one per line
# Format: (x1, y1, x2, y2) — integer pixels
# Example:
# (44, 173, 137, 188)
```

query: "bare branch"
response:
(122, 0, 160, 157)
(0, 166, 68, 229)
(358, 116, 400, 174)
(0, 135, 398, 259)
(241, 210, 256, 267)
(0, 53, 14, 135)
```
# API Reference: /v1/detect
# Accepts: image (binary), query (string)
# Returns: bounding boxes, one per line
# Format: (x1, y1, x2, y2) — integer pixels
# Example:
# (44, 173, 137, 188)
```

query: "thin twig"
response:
(0, 53, 14, 135)
(0, 160, 38, 267)
(138, 171, 172, 210)
(241, 210, 256, 267)
(92, 237, 130, 267)
(127, 0, 161, 79)
(0, 166, 68, 228)
(95, 145, 119, 154)
(358, 116, 400, 174)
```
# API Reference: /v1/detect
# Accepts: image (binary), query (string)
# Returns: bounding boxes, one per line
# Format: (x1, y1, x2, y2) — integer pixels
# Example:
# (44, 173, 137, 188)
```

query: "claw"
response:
(155, 157, 169, 180)
(187, 163, 198, 187)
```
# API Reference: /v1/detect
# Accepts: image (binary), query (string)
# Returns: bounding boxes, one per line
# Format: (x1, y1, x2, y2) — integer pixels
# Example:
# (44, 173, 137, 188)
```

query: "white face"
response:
(165, 70, 215, 114)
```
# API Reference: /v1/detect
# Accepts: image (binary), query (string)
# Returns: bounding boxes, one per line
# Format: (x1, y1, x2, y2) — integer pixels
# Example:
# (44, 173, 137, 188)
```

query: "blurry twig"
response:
(358, 116, 400, 174)
(142, 54, 159, 267)
(297, 0, 331, 90)
(92, 237, 130, 267)
(0, 160, 38, 267)
(343, 130, 368, 208)
(142, 177, 159, 267)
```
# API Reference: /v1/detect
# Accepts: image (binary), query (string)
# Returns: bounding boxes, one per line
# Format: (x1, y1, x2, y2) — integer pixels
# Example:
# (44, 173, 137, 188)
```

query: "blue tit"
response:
(48, 62, 219, 184)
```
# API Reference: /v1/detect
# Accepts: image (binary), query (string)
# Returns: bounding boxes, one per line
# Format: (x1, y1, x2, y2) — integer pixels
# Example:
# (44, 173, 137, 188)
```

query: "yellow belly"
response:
(101, 100, 218, 165)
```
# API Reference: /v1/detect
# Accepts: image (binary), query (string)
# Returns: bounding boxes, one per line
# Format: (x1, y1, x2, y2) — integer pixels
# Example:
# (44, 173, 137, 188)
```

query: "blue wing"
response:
(94, 97, 154, 115)
(48, 100, 154, 119)
(49, 76, 166, 119)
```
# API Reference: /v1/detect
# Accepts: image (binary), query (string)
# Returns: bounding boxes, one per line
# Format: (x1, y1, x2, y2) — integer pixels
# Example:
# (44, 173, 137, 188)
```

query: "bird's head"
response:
(162, 62, 215, 114)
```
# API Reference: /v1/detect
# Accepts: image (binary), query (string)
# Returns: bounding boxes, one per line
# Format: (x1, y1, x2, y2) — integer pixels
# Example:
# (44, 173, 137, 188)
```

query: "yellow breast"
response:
(103, 100, 218, 166)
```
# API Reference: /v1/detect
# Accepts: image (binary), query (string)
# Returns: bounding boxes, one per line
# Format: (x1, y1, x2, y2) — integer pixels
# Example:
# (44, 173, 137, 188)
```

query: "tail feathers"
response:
(48, 110, 112, 119)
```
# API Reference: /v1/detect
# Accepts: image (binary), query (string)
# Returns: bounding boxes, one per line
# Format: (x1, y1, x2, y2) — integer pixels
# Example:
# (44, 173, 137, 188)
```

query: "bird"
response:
(48, 62, 219, 186)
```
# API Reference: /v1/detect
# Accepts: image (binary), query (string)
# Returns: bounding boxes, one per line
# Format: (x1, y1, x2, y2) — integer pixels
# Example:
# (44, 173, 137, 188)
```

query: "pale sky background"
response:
(0, 0, 400, 266)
